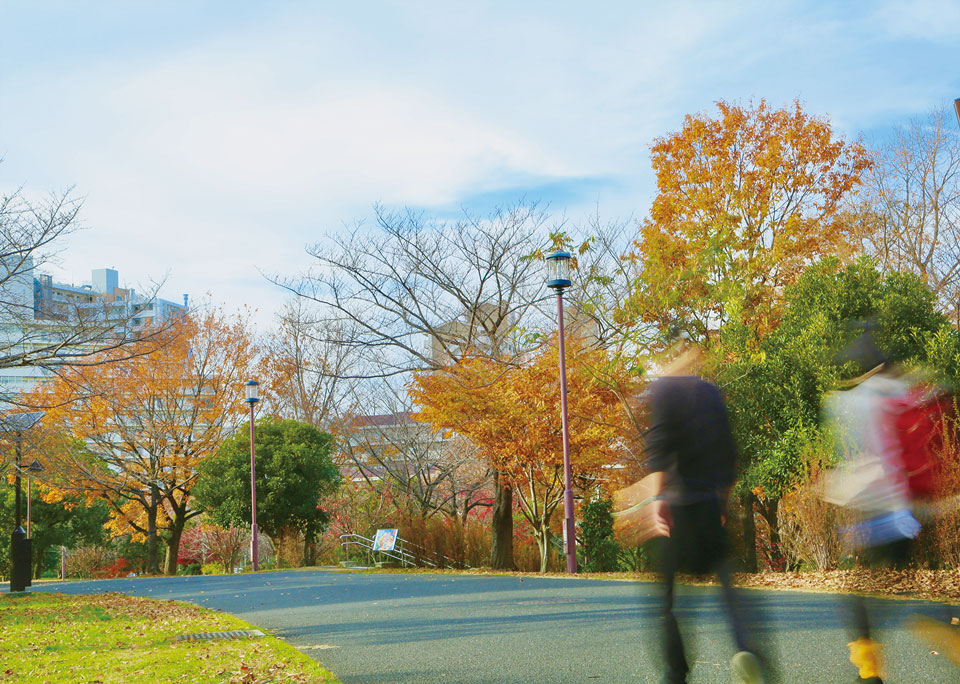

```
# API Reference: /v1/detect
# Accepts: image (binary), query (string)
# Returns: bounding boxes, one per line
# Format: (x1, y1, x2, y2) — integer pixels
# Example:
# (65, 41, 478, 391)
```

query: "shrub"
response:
(66, 546, 115, 579)
(579, 499, 619, 572)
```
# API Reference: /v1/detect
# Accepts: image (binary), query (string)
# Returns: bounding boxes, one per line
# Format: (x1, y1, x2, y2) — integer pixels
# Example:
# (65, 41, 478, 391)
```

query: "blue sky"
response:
(2, 1, 959, 327)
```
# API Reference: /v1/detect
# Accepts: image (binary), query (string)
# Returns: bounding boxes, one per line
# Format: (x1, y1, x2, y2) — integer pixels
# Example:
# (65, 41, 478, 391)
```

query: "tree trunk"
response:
(163, 520, 186, 575)
(740, 491, 757, 573)
(490, 470, 515, 570)
(537, 524, 552, 573)
(303, 530, 318, 566)
(146, 485, 161, 575)
(757, 497, 782, 571)
(146, 514, 160, 574)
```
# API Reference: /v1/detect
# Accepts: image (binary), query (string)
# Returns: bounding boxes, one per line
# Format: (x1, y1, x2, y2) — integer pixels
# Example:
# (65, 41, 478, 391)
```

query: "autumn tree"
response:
(27, 308, 257, 574)
(279, 203, 551, 569)
(411, 337, 634, 572)
(622, 99, 872, 343)
(861, 105, 960, 325)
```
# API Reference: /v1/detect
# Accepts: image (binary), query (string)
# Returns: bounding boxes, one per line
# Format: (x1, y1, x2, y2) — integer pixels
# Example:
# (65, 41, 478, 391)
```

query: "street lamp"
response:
(244, 380, 260, 571)
(2, 411, 45, 592)
(545, 250, 577, 574)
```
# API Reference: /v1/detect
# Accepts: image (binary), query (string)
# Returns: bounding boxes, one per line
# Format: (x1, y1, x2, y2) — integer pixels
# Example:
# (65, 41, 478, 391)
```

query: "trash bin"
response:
(10, 527, 31, 592)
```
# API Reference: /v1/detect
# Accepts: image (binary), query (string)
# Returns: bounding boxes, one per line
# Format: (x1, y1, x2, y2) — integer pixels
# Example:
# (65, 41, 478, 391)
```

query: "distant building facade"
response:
(0, 266, 188, 397)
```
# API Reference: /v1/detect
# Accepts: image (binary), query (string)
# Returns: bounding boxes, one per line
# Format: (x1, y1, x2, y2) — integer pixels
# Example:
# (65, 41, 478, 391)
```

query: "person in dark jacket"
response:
(617, 339, 769, 684)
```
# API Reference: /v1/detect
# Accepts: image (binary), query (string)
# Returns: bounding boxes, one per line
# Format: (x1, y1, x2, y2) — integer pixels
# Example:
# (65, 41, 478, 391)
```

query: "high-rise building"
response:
(0, 266, 189, 397)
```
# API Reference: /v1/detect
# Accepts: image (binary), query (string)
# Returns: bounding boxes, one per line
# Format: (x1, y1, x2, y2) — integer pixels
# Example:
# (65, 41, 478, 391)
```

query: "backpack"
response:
(893, 388, 956, 501)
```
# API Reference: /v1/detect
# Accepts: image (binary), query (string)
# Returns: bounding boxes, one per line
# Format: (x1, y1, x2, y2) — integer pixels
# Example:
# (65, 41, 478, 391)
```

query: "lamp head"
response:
(244, 380, 260, 404)
(545, 250, 573, 290)
(27, 459, 44, 473)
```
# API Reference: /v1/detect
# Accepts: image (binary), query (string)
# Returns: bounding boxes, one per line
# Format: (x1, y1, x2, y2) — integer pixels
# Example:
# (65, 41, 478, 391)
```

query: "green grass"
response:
(0, 592, 341, 683)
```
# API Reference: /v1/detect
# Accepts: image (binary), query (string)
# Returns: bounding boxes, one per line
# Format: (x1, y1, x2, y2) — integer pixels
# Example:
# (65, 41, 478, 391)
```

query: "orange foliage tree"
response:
(622, 99, 872, 342)
(27, 308, 257, 574)
(410, 337, 634, 572)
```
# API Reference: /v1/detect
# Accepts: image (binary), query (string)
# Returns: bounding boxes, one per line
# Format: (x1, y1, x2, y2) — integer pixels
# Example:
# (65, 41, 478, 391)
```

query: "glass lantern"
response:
(244, 380, 260, 404)
(545, 250, 573, 290)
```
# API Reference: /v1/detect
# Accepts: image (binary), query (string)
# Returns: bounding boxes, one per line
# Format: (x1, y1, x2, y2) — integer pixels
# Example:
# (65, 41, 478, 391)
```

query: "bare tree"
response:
(277, 203, 551, 568)
(862, 105, 960, 323)
(0, 179, 178, 405)
(260, 299, 359, 429)
(337, 384, 491, 523)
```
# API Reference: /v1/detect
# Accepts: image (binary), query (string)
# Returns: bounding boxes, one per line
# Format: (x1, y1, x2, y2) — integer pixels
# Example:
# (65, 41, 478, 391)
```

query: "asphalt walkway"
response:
(30, 570, 960, 683)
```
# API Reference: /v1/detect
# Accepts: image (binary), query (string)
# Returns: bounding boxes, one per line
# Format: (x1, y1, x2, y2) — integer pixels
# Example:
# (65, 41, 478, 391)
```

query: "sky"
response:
(2, 1, 959, 331)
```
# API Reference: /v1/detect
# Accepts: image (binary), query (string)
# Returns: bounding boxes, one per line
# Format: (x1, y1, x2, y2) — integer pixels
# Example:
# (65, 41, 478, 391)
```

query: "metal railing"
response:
(338, 533, 471, 569)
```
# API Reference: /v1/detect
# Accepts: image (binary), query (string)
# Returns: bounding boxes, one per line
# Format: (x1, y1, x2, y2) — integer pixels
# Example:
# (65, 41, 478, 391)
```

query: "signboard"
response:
(372, 528, 398, 552)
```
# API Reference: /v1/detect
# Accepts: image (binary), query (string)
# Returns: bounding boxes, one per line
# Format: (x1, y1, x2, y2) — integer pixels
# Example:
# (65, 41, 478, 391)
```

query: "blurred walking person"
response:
(614, 338, 770, 684)
(822, 329, 920, 684)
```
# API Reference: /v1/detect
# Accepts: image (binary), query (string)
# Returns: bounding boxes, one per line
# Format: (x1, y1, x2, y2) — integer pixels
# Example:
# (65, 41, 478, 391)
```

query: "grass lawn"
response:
(0, 592, 341, 683)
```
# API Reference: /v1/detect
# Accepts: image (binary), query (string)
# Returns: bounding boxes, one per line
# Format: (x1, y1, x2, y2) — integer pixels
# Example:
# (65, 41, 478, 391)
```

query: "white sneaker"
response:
(730, 651, 765, 684)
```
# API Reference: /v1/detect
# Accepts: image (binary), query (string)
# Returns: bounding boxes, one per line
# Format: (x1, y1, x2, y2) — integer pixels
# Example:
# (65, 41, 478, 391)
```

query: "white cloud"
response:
(3, 1, 959, 329)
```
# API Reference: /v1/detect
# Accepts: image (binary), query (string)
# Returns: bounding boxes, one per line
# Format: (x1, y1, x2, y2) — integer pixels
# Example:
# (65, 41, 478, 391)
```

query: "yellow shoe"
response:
(847, 637, 882, 680)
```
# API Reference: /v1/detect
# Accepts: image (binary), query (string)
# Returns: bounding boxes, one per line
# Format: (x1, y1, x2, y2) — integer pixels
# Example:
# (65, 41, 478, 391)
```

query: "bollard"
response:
(10, 527, 30, 592)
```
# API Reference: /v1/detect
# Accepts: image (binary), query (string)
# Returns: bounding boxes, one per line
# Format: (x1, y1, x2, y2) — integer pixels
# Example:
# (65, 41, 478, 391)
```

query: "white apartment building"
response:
(0, 266, 188, 398)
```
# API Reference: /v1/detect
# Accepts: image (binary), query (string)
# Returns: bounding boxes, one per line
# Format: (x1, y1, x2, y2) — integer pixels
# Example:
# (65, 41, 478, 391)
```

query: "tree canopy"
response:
(411, 337, 635, 571)
(622, 99, 872, 342)
(194, 417, 340, 565)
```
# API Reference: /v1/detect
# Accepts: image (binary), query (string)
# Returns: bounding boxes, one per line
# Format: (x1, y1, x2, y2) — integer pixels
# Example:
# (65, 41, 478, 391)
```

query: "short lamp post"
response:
(545, 250, 577, 574)
(244, 380, 260, 571)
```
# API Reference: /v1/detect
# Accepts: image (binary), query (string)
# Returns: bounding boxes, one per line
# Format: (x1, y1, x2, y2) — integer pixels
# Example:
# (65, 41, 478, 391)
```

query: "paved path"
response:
(30, 570, 959, 683)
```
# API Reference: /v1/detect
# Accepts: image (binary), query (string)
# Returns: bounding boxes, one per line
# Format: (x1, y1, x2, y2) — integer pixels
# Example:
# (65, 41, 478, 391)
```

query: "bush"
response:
(579, 499, 619, 572)
(66, 546, 115, 579)
(178, 562, 201, 576)
(94, 557, 130, 579)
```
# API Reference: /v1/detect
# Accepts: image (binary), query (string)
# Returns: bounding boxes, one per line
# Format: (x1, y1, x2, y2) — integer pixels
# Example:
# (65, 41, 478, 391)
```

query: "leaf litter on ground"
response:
(0, 592, 340, 683)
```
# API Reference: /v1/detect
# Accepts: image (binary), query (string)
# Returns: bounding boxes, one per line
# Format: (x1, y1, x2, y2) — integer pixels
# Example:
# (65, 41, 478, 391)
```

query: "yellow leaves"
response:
(21, 308, 257, 539)
(625, 99, 873, 341)
(411, 337, 636, 487)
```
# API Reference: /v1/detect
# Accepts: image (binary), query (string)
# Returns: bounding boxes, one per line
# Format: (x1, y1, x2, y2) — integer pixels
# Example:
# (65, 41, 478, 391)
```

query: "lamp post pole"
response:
(244, 381, 260, 571)
(14, 436, 22, 532)
(26, 460, 44, 539)
(4, 411, 45, 592)
(545, 250, 577, 573)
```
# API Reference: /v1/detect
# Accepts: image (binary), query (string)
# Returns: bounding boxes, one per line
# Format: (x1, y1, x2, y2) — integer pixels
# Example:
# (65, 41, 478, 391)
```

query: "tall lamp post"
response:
(244, 380, 260, 571)
(3, 411, 45, 592)
(24, 459, 44, 588)
(545, 250, 577, 574)
(26, 459, 44, 539)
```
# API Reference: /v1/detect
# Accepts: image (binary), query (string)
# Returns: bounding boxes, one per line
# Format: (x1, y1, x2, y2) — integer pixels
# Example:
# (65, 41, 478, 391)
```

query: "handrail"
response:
(338, 533, 471, 569)
(338, 534, 424, 568)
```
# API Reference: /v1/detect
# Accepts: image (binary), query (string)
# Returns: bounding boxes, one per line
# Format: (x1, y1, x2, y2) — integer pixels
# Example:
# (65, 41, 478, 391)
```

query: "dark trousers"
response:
(658, 500, 752, 684)
(848, 538, 912, 641)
